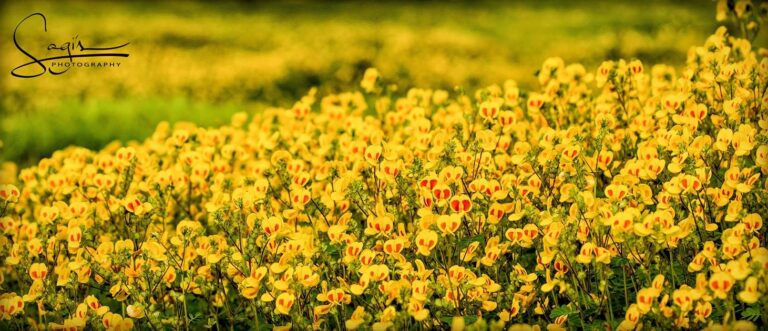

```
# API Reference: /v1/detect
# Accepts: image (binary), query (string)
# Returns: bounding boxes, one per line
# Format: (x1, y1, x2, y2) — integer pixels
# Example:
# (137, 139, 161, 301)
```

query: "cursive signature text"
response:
(11, 13, 130, 78)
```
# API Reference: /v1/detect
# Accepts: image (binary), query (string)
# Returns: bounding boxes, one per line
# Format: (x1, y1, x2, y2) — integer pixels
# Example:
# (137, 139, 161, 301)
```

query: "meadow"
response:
(0, 1, 767, 331)
(0, 0, 733, 165)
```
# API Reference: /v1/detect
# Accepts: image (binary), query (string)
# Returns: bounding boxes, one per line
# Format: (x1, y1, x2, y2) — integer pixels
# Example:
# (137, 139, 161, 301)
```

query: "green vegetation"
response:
(0, 0, 758, 165)
(1, 98, 249, 164)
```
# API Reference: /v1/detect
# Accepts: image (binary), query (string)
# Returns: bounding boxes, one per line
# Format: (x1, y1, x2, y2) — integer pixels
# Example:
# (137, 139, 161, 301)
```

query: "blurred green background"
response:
(0, 0, 761, 166)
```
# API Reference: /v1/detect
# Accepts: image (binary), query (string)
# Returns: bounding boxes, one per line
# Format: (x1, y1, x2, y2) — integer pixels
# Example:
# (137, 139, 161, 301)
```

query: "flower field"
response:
(1, 1, 768, 331)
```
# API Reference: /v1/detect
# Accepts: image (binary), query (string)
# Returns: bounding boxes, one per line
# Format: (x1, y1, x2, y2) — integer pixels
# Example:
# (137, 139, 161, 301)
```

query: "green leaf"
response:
(463, 315, 478, 325)
(742, 306, 761, 322)
(439, 316, 478, 326)
(550, 305, 575, 319)
(458, 234, 485, 249)
(324, 244, 338, 253)
(586, 321, 608, 331)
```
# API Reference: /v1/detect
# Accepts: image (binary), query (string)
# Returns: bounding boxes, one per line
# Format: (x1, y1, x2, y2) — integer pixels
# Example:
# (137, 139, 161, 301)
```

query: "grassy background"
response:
(1, 0, 761, 165)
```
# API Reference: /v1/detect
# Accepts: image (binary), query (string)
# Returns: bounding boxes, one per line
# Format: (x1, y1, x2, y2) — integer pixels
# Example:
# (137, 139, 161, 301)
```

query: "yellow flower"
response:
(479, 101, 501, 121)
(126, 304, 144, 319)
(436, 214, 462, 235)
(49, 317, 86, 330)
(606, 209, 636, 233)
(345, 306, 367, 330)
(623, 303, 642, 327)
(360, 68, 379, 93)
(122, 196, 151, 216)
(635, 288, 658, 313)
(756, 145, 768, 168)
(39, 206, 59, 225)
(0, 293, 23, 319)
(527, 93, 547, 111)
(240, 277, 261, 300)
(289, 187, 311, 209)
(604, 184, 628, 201)
(67, 226, 83, 251)
(102, 312, 133, 331)
(274, 292, 295, 315)
(0, 185, 20, 202)
(414, 230, 438, 256)
(596, 61, 614, 87)
(29, 263, 48, 282)
(708, 271, 735, 299)
(737, 277, 759, 304)
(575, 243, 596, 264)
(109, 282, 130, 302)
(741, 213, 762, 233)
(85, 295, 110, 315)
(407, 300, 429, 321)
(262, 216, 283, 237)
(732, 124, 757, 156)
(372, 306, 397, 331)
(628, 59, 644, 75)
(448, 195, 472, 214)
(714, 128, 733, 151)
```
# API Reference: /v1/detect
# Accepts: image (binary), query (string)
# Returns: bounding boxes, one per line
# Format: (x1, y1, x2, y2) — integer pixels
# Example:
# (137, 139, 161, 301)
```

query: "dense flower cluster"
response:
(2, 5, 768, 331)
